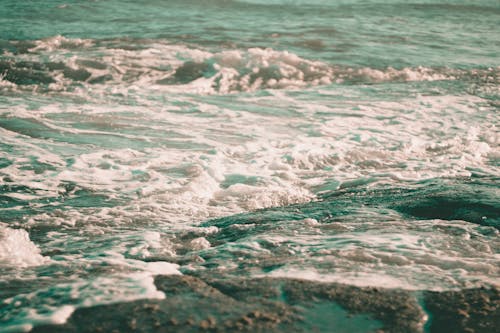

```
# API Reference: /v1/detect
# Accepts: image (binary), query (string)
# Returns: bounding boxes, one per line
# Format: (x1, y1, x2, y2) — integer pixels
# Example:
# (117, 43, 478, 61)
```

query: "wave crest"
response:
(1, 37, 498, 94)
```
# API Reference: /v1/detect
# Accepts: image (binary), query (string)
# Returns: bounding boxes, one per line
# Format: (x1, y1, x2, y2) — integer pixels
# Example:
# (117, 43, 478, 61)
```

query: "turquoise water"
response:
(0, 1, 499, 332)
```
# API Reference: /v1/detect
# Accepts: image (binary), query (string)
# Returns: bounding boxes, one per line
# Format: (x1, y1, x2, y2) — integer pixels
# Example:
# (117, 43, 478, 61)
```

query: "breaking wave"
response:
(1, 36, 498, 95)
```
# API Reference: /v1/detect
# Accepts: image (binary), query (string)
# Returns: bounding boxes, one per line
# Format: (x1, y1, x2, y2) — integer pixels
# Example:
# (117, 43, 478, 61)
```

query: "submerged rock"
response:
(30, 275, 499, 333)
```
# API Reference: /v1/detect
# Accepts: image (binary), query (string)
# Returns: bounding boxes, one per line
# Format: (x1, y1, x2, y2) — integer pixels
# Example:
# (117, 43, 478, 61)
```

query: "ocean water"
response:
(0, 0, 499, 332)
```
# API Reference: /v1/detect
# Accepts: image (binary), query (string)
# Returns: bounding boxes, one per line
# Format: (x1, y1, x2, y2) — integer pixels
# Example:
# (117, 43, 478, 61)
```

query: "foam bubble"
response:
(190, 237, 211, 250)
(0, 226, 49, 268)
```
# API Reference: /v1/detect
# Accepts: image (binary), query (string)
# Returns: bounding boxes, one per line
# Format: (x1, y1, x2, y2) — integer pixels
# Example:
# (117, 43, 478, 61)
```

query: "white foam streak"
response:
(2, 90, 498, 228)
(267, 268, 420, 290)
(30, 35, 94, 52)
(259, 219, 500, 291)
(0, 273, 168, 332)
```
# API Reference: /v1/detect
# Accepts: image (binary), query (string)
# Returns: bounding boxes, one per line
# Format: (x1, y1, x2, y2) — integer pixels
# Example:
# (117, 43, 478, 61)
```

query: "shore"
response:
(32, 274, 499, 333)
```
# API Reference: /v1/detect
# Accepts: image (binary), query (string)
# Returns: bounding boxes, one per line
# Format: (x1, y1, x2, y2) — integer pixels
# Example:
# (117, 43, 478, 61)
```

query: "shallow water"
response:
(0, 0, 499, 332)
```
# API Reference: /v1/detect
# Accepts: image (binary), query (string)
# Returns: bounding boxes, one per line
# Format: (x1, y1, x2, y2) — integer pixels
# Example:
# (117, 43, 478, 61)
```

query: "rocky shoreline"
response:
(32, 275, 499, 333)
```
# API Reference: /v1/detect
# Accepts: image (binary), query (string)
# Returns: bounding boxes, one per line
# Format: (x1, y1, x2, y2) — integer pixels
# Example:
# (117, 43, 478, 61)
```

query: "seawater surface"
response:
(0, 0, 499, 332)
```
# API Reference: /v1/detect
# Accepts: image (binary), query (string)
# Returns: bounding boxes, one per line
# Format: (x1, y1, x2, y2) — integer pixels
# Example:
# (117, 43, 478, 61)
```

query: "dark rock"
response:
(424, 288, 500, 333)
(63, 67, 92, 81)
(28, 270, 500, 333)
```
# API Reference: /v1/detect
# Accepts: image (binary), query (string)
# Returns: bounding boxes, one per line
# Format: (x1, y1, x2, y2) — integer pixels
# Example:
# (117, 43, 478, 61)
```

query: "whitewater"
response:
(0, 1, 499, 332)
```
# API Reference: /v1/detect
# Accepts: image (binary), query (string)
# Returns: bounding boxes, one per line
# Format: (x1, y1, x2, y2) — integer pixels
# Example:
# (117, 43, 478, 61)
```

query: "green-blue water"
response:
(0, 1, 499, 332)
